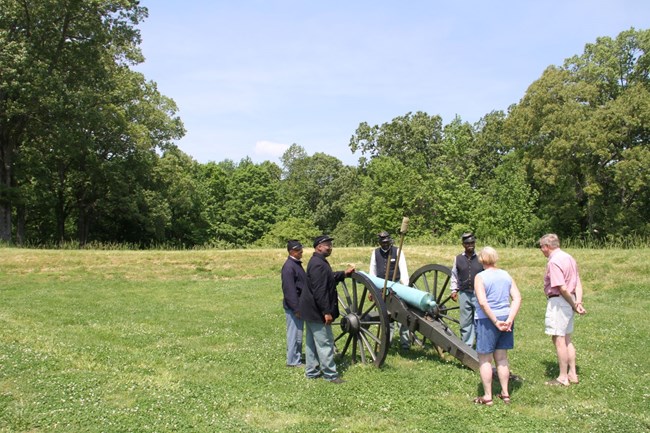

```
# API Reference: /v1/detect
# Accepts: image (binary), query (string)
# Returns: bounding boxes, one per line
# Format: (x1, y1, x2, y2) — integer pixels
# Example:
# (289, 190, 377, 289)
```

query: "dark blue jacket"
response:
(299, 252, 346, 322)
(281, 256, 307, 312)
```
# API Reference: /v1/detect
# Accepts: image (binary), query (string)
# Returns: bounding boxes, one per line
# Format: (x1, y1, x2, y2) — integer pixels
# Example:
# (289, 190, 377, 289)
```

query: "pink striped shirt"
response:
(544, 249, 581, 297)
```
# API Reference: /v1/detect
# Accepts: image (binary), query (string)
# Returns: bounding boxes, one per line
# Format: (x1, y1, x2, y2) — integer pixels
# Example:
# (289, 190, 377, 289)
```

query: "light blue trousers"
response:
(459, 291, 477, 347)
(390, 321, 411, 349)
(284, 307, 304, 366)
(304, 320, 338, 380)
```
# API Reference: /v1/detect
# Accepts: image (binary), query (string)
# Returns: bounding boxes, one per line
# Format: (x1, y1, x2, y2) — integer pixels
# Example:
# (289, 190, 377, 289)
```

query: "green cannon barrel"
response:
(357, 271, 437, 313)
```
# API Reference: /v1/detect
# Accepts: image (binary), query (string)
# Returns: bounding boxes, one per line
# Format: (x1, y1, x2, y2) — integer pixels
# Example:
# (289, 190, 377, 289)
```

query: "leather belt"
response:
(547, 294, 560, 299)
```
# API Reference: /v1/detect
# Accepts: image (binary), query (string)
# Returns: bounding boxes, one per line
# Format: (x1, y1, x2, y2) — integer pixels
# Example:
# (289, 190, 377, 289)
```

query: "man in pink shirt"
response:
(539, 233, 587, 386)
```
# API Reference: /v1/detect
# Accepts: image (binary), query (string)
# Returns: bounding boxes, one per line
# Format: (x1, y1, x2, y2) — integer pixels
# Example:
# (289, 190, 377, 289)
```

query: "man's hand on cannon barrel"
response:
(344, 265, 355, 277)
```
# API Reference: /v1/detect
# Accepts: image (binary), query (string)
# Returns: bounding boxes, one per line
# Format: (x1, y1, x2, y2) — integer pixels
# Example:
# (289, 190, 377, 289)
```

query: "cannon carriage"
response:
(332, 264, 480, 371)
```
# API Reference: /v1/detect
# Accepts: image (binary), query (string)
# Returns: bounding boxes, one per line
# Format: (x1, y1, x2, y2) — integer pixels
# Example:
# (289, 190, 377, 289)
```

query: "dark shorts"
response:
(475, 316, 514, 354)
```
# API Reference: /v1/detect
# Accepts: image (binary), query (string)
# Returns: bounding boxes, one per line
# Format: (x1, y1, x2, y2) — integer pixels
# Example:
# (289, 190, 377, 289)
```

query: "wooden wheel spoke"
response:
(432, 271, 438, 300)
(440, 276, 450, 291)
(333, 327, 346, 343)
(340, 333, 353, 356)
(339, 281, 354, 313)
(361, 302, 378, 318)
(418, 274, 431, 293)
(359, 326, 382, 345)
(357, 339, 366, 364)
(436, 275, 451, 303)
(439, 314, 460, 325)
(351, 279, 359, 313)
(358, 285, 368, 314)
(358, 332, 377, 362)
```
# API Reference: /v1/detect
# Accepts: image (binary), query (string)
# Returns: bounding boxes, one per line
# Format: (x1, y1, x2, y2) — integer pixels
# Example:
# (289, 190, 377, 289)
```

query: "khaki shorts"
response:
(545, 296, 574, 336)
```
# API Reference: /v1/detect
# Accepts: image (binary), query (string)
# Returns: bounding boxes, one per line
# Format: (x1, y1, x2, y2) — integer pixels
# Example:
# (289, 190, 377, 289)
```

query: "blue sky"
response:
(134, 1, 650, 166)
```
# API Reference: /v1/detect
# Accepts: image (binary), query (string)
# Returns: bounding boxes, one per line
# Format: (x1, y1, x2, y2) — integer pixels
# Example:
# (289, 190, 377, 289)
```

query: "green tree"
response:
(313, 164, 358, 235)
(340, 157, 430, 244)
(280, 143, 308, 179)
(212, 158, 281, 247)
(439, 116, 478, 181)
(475, 158, 541, 243)
(1, 0, 184, 246)
(506, 28, 650, 238)
(349, 111, 444, 171)
(348, 113, 511, 242)
(279, 145, 355, 234)
(419, 165, 482, 240)
(152, 147, 210, 246)
(14, 68, 183, 246)
(472, 110, 512, 186)
(0, 0, 151, 242)
(257, 217, 320, 248)
(613, 145, 650, 234)
(199, 159, 235, 246)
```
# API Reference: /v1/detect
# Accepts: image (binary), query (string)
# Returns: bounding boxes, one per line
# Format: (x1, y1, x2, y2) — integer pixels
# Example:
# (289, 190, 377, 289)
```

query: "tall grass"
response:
(4, 232, 649, 251)
(1, 246, 648, 432)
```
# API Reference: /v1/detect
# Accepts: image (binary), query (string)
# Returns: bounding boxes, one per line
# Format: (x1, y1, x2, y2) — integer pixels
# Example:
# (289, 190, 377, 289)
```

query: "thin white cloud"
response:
(254, 140, 289, 159)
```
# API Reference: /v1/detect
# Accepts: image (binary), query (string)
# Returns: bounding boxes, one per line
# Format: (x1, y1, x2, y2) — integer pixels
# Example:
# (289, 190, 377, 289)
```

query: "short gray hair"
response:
(539, 233, 560, 248)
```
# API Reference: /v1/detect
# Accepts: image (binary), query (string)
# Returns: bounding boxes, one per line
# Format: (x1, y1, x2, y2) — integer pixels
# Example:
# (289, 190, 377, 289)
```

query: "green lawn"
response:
(1, 246, 649, 432)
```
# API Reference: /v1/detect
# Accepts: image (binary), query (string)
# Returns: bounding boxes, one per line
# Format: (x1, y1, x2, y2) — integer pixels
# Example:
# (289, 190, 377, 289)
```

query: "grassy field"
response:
(0, 246, 648, 432)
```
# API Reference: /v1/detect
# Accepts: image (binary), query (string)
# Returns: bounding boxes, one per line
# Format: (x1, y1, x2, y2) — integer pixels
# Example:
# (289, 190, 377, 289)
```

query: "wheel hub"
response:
(340, 313, 361, 334)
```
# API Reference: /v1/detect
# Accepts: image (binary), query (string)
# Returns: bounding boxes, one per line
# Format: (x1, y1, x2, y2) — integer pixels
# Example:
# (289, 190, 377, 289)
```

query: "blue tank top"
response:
(474, 268, 512, 320)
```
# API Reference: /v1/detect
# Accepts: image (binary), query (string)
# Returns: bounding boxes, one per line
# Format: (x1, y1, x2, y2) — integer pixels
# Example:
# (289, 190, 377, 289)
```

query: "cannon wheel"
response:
(332, 271, 390, 367)
(408, 264, 460, 346)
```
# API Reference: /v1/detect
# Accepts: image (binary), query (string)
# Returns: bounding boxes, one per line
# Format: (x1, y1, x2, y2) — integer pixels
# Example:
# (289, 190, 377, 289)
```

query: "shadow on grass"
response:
(388, 342, 478, 373)
(542, 359, 581, 380)
(333, 341, 470, 375)
(474, 369, 525, 400)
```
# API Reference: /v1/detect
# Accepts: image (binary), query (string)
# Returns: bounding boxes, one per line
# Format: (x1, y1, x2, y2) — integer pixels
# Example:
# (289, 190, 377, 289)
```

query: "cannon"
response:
(332, 264, 480, 371)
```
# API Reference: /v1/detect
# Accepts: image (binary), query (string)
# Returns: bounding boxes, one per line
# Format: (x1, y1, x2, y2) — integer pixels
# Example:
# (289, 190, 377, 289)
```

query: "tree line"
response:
(1, 2, 648, 248)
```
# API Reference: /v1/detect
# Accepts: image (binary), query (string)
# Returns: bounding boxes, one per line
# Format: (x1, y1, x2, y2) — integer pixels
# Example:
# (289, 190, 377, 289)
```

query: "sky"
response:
(133, 0, 650, 166)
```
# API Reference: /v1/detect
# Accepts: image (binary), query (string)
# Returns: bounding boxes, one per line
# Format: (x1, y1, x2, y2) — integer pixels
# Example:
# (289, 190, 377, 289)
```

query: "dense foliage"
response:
(1, 4, 647, 247)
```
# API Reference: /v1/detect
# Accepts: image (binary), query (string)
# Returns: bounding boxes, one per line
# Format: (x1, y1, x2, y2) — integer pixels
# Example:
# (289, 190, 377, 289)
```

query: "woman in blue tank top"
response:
(472, 246, 522, 406)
